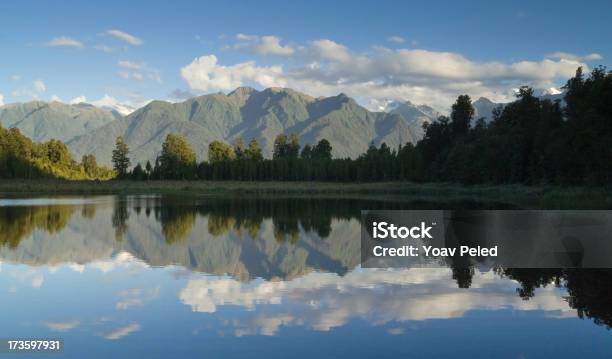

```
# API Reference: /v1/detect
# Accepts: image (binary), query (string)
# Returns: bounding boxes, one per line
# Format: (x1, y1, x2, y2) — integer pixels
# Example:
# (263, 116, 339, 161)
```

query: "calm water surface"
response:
(0, 195, 610, 358)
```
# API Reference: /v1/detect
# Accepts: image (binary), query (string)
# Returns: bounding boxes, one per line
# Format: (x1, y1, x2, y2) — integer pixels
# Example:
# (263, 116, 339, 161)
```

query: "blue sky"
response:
(0, 0, 610, 112)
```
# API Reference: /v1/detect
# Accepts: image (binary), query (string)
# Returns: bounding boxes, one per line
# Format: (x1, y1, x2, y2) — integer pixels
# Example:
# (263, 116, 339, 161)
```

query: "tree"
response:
(419, 115, 452, 164)
(313, 139, 332, 160)
(561, 66, 612, 184)
(287, 133, 300, 158)
(112, 136, 131, 178)
(46, 139, 70, 165)
(234, 137, 246, 159)
(450, 95, 474, 137)
(145, 160, 153, 178)
(273, 134, 287, 159)
(131, 163, 146, 180)
(159, 133, 196, 179)
(244, 138, 263, 161)
(301, 144, 313, 159)
(272, 133, 301, 159)
(81, 154, 98, 177)
(208, 140, 236, 163)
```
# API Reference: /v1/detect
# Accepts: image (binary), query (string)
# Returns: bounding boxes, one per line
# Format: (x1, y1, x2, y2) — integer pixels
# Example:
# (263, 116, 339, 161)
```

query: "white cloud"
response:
(0, 93, 4, 107)
(546, 52, 603, 62)
(34, 79, 46, 93)
(106, 30, 143, 46)
(117, 61, 161, 83)
(236, 33, 257, 41)
(233, 34, 295, 56)
(104, 323, 140, 340)
(94, 44, 114, 53)
(181, 54, 285, 92)
(256, 36, 294, 56)
(12, 80, 47, 100)
(118, 60, 143, 70)
(387, 36, 405, 44)
(10, 75, 21, 81)
(50, 95, 62, 102)
(182, 39, 592, 111)
(118, 71, 145, 81)
(309, 39, 352, 63)
(45, 36, 83, 48)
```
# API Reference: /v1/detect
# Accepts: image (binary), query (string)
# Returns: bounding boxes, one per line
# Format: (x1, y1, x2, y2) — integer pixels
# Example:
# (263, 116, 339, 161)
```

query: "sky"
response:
(0, 0, 610, 113)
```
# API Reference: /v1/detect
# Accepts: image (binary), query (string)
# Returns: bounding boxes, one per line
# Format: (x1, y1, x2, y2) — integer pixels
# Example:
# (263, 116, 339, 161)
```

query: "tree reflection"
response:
(112, 199, 129, 241)
(495, 267, 612, 329)
(0, 205, 75, 248)
(81, 204, 96, 219)
(496, 268, 562, 299)
(564, 270, 612, 329)
(0, 196, 518, 250)
(207, 214, 237, 237)
(157, 206, 196, 243)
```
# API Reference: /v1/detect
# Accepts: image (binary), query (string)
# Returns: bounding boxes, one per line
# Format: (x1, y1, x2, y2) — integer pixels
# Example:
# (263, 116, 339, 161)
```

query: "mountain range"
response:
(66, 87, 430, 165)
(0, 101, 120, 143)
(386, 100, 440, 139)
(1, 87, 556, 165)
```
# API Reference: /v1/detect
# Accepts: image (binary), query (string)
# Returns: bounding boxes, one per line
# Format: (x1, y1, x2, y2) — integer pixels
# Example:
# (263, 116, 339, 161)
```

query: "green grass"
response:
(0, 179, 610, 208)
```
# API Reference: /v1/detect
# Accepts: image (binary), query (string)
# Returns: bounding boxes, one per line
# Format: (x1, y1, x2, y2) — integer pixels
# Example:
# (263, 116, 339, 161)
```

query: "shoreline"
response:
(0, 180, 610, 208)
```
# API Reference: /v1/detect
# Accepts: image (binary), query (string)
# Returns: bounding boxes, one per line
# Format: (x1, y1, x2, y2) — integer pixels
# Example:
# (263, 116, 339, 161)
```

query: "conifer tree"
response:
(112, 136, 131, 178)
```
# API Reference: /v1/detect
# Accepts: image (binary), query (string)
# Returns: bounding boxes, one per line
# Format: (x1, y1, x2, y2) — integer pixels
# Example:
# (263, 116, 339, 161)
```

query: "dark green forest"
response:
(2, 67, 611, 185)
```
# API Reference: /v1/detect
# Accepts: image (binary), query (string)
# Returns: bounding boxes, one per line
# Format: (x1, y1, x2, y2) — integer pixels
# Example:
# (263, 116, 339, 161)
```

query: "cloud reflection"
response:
(180, 268, 574, 336)
(44, 320, 80, 332)
(104, 323, 141, 340)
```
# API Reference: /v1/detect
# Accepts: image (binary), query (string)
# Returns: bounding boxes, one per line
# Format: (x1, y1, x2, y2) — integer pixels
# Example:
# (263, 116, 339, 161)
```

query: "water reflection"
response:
(0, 204, 75, 248)
(0, 195, 611, 354)
(500, 268, 612, 329)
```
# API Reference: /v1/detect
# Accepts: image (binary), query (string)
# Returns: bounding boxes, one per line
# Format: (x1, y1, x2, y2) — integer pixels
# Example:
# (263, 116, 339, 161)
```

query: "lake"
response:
(0, 195, 611, 358)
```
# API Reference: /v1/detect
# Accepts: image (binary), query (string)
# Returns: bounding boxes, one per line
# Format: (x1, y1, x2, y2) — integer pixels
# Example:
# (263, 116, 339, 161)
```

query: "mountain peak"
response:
(333, 93, 353, 104)
(474, 97, 494, 104)
(541, 87, 562, 96)
(228, 86, 257, 97)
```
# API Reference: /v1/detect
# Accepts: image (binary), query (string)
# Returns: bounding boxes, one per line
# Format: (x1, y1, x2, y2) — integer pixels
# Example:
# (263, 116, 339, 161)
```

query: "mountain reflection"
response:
(0, 196, 611, 331)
